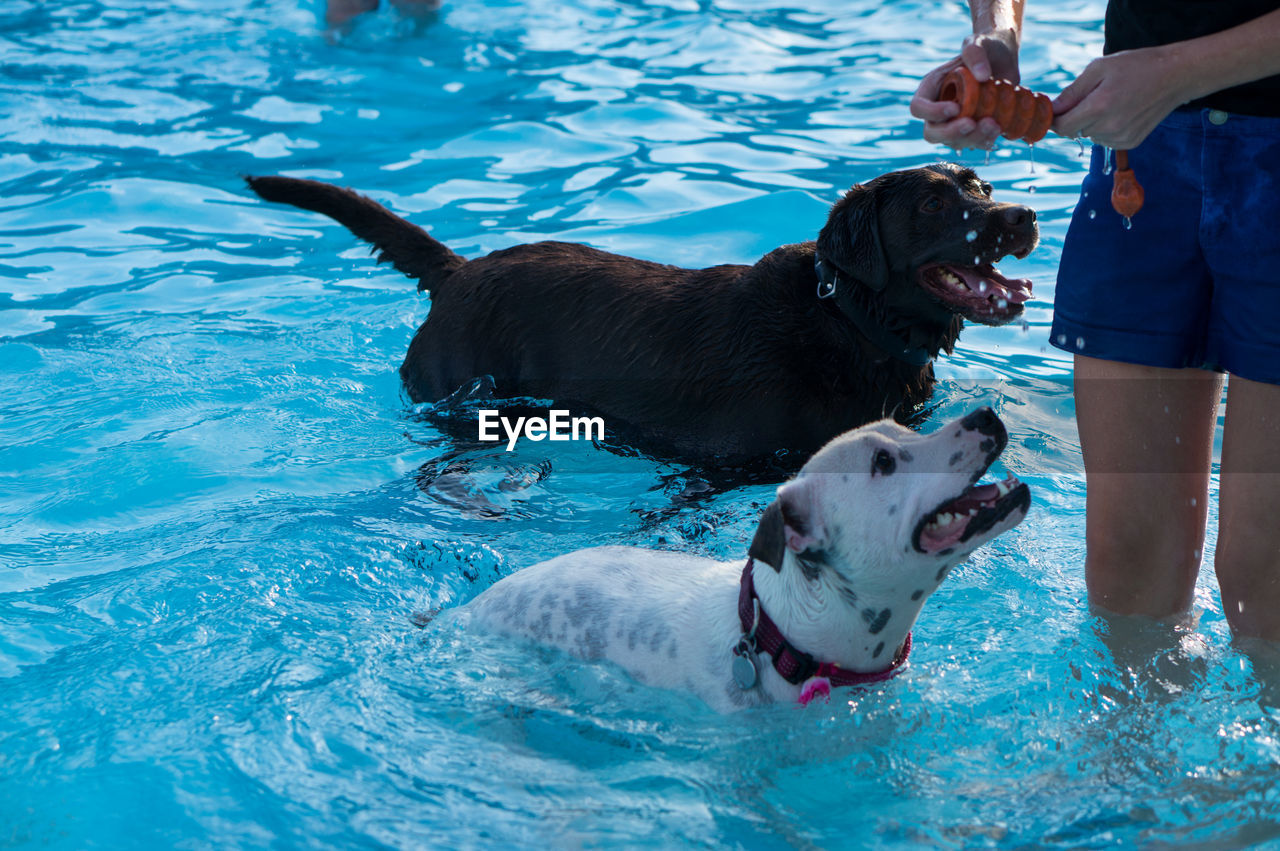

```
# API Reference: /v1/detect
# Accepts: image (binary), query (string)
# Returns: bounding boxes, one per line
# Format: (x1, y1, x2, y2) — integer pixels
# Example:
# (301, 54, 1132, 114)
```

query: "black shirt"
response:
(1105, 0, 1280, 116)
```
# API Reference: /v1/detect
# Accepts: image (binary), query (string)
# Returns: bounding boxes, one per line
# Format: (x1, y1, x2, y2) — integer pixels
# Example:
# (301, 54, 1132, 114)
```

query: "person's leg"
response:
(1216, 374, 1280, 641)
(1074, 354, 1223, 619)
(326, 0, 379, 27)
(389, 0, 441, 16)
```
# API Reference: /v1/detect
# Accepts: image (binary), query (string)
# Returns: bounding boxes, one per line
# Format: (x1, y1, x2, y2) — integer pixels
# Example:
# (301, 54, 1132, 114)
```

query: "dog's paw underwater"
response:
(246, 166, 1038, 461)
(464, 408, 1030, 713)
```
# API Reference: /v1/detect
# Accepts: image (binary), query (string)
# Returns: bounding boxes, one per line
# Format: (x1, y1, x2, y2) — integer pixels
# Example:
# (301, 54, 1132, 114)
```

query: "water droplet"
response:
(1083, 189, 1088, 199)
(1088, 209, 1096, 219)
(965, 230, 977, 242)
(984, 149, 992, 166)
(1056, 334, 1067, 345)
(996, 298, 1008, 309)
(963, 210, 970, 220)
(1123, 216, 1133, 230)
(1029, 144, 1037, 174)
(978, 281, 988, 293)
(1103, 147, 1114, 175)
(1029, 185, 1037, 194)
(973, 256, 981, 265)
(1190, 498, 1197, 507)
(1175, 435, 1182, 445)
(1239, 600, 1246, 613)
(1076, 336, 1085, 349)
(1078, 139, 1087, 157)
(1020, 319, 1029, 333)
(1164, 405, 1170, 414)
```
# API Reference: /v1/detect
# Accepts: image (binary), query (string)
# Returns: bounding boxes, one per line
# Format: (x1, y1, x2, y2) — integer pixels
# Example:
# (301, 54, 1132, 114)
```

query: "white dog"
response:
(465, 408, 1030, 712)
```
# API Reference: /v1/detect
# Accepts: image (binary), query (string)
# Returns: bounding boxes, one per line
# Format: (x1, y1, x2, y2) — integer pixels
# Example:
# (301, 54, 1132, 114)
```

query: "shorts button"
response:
(1208, 109, 1229, 125)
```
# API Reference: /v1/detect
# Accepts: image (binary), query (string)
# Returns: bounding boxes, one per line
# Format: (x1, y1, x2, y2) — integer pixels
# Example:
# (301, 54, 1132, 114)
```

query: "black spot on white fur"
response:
(862, 608, 891, 634)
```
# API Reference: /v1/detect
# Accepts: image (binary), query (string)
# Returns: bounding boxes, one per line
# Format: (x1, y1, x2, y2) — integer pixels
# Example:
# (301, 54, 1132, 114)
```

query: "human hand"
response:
(911, 32, 1021, 150)
(1052, 46, 1190, 150)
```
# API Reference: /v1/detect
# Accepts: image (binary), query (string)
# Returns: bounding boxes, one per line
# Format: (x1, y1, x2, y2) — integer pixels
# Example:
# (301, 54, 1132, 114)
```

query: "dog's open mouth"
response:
(919, 263, 1032, 325)
(912, 476, 1031, 554)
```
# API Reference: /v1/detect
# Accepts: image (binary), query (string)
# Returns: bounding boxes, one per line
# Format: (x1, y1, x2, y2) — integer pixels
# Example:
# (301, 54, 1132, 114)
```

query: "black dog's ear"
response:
(749, 500, 788, 572)
(817, 182, 888, 291)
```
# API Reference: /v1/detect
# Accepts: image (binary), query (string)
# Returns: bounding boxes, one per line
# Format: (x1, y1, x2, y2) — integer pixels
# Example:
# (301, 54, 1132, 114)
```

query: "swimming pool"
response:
(3, 0, 1277, 846)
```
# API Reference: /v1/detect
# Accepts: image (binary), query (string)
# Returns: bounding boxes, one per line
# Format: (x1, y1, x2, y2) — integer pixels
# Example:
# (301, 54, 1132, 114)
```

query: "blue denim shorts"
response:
(1050, 108, 1280, 385)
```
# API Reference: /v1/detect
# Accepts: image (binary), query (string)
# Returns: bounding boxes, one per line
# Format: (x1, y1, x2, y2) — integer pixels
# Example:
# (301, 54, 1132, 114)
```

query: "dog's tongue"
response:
(955, 265, 1032, 304)
(917, 482, 1002, 553)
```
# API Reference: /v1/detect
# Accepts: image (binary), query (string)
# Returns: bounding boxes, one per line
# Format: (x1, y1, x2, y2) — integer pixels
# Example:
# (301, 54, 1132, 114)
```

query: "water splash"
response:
(1103, 146, 1114, 175)
(1123, 216, 1133, 230)
(965, 230, 977, 242)
(1088, 209, 1096, 220)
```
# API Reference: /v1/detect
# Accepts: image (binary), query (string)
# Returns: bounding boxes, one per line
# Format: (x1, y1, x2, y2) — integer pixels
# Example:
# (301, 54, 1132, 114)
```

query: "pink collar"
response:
(734, 558, 911, 701)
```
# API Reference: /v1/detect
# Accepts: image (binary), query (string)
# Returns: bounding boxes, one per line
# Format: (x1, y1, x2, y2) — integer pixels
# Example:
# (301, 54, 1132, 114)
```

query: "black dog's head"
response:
(816, 163, 1038, 328)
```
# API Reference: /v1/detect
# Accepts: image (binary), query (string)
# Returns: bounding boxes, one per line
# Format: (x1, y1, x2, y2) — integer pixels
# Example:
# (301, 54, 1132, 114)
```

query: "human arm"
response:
(1053, 8, 1280, 149)
(909, 0, 1026, 149)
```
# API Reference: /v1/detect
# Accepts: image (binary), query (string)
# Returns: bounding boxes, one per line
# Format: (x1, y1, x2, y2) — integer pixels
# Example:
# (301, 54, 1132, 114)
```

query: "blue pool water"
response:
(3, 0, 1279, 847)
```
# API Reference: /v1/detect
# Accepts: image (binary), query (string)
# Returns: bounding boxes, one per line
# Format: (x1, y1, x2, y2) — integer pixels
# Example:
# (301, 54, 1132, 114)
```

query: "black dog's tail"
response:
(245, 176, 465, 293)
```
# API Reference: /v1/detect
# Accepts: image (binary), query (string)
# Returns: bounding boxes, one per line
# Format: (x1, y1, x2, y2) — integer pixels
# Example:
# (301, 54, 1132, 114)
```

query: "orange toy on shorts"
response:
(1110, 150, 1144, 218)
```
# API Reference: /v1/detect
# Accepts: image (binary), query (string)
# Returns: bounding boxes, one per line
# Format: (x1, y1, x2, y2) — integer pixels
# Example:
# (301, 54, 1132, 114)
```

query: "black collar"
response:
(814, 255, 931, 367)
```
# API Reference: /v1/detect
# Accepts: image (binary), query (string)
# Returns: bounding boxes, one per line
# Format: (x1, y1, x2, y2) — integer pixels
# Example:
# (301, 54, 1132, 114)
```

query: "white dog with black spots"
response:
(464, 407, 1030, 712)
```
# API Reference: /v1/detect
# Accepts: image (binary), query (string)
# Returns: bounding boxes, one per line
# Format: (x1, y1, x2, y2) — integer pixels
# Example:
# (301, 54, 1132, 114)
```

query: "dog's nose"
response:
(960, 406, 1002, 435)
(1001, 205, 1036, 228)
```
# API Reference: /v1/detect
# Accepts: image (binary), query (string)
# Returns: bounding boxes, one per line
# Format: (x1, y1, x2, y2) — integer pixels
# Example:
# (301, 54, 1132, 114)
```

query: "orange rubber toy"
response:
(937, 66, 1144, 218)
(938, 66, 1054, 144)
(1110, 149, 1144, 218)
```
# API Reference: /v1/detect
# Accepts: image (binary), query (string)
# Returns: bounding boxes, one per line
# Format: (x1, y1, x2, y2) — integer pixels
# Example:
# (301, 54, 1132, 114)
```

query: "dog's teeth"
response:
(968, 508, 978, 516)
(996, 480, 1011, 496)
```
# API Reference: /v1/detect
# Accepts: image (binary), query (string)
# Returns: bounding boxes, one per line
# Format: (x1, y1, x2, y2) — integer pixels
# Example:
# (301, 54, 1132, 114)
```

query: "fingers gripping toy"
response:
(939, 66, 1054, 144)
(938, 66, 1144, 218)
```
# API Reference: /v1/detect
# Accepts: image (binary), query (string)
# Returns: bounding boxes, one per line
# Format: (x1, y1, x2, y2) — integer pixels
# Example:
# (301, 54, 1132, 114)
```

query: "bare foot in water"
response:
(325, 0, 379, 27)
(325, 0, 439, 27)
(390, 0, 441, 17)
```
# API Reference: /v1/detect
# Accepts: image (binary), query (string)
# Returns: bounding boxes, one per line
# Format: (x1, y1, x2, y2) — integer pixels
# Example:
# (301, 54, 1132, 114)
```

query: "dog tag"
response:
(733, 643, 759, 690)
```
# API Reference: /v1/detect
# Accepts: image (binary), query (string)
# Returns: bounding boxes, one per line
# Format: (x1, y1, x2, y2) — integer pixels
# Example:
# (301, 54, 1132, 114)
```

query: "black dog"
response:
(247, 165, 1036, 459)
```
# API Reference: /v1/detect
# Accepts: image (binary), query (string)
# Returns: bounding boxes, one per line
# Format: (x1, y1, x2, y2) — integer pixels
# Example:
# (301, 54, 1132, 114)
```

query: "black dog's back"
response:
(247, 175, 953, 460)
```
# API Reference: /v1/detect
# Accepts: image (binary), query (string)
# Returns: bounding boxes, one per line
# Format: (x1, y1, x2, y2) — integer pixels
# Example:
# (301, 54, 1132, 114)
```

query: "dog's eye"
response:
(921, 196, 943, 213)
(980, 183, 993, 197)
(871, 449, 896, 477)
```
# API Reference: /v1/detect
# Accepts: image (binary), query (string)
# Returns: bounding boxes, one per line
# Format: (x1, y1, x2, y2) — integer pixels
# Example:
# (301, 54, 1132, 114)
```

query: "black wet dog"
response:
(247, 165, 1036, 459)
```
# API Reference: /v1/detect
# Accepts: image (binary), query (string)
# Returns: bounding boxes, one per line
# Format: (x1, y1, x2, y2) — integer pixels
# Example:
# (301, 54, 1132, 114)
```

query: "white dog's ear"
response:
(748, 481, 823, 572)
